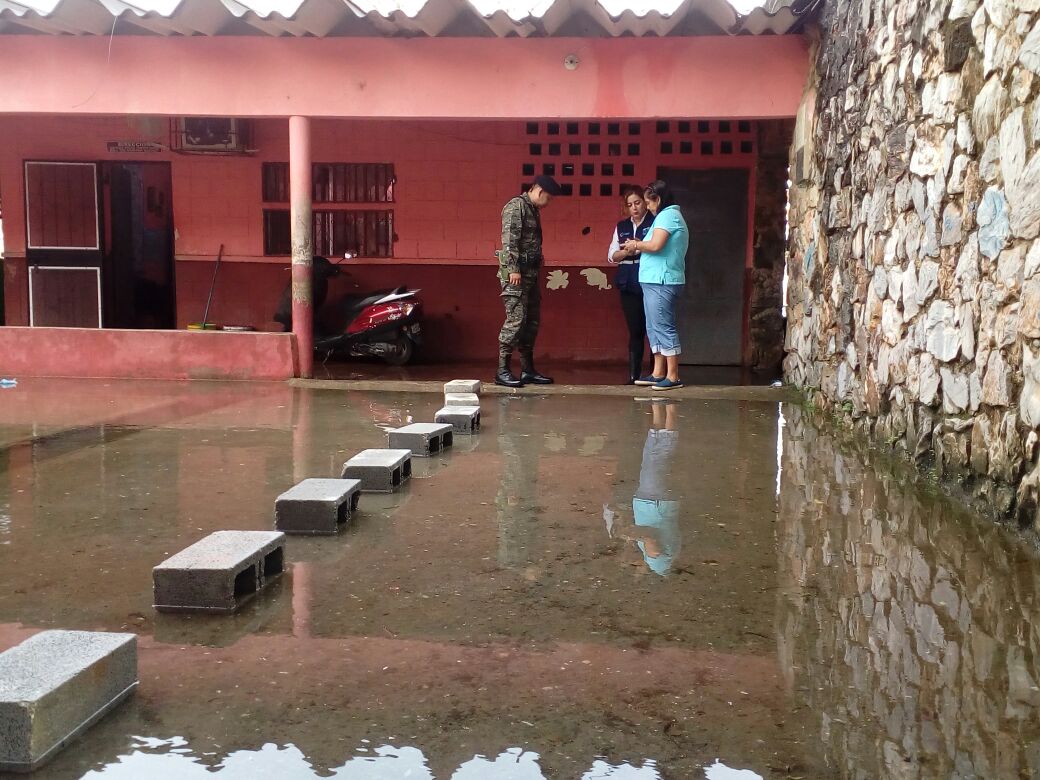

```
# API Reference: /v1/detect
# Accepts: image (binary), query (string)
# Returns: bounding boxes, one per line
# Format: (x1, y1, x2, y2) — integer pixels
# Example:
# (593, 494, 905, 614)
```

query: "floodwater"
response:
(0, 379, 1039, 779)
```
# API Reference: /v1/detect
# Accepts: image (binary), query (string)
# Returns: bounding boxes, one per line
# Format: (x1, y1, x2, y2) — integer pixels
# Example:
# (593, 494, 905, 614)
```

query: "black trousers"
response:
(619, 289, 646, 355)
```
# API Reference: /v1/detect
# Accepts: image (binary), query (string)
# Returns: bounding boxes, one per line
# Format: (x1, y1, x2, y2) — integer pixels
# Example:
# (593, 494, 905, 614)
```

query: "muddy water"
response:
(0, 379, 1037, 779)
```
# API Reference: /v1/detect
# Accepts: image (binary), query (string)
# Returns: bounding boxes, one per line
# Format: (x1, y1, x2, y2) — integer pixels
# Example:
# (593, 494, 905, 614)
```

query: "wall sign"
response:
(107, 141, 164, 153)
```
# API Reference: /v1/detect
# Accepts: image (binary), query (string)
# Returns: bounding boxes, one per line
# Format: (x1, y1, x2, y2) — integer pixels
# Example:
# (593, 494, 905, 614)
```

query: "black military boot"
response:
(627, 347, 644, 385)
(496, 351, 524, 388)
(520, 351, 554, 385)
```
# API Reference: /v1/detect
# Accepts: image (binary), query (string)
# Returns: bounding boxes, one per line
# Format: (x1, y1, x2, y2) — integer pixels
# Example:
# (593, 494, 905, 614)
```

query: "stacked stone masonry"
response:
(779, 406, 1040, 777)
(785, 0, 1040, 524)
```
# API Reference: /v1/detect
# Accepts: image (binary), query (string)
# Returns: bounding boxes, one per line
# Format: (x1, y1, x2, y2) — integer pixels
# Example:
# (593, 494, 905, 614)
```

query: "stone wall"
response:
(778, 405, 1040, 777)
(784, 0, 1040, 524)
(750, 119, 795, 374)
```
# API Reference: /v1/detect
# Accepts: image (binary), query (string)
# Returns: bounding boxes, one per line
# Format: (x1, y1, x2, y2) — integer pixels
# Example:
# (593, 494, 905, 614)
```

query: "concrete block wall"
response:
(784, 1, 1040, 524)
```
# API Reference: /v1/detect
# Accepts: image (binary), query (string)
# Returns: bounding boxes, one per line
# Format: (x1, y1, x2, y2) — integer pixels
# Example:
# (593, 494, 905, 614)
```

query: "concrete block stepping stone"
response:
(153, 530, 286, 614)
(275, 478, 361, 535)
(387, 423, 453, 457)
(0, 630, 137, 773)
(341, 448, 412, 492)
(444, 392, 481, 407)
(435, 405, 481, 434)
(444, 379, 481, 395)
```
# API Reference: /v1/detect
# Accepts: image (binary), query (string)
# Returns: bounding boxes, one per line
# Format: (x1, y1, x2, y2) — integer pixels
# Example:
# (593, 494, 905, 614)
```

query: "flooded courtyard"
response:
(1, 379, 1039, 779)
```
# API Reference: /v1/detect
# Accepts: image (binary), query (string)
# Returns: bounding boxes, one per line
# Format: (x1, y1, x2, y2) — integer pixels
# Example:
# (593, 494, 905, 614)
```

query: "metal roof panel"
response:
(0, 0, 818, 36)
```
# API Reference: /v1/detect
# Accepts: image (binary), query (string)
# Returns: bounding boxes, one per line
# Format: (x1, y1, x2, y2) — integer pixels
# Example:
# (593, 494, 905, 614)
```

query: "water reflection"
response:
(604, 401, 682, 577)
(81, 738, 668, 779)
(495, 397, 542, 573)
(777, 404, 1040, 779)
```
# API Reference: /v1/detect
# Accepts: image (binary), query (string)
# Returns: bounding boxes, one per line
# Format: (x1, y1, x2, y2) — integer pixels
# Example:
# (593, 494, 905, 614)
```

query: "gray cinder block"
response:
(275, 478, 361, 535)
(444, 392, 481, 407)
(153, 530, 286, 614)
(387, 423, 454, 457)
(435, 405, 481, 434)
(444, 379, 482, 395)
(0, 630, 137, 773)
(341, 449, 412, 492)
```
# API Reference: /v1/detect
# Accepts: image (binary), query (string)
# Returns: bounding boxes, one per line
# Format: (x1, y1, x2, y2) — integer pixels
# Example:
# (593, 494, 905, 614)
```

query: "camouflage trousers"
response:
(498, 270, 541, 360)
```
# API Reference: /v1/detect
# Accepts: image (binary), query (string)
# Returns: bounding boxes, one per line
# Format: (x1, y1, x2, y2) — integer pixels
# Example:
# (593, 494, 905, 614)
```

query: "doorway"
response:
(658, 167, 750, 366)
(104, 162, 176, 329)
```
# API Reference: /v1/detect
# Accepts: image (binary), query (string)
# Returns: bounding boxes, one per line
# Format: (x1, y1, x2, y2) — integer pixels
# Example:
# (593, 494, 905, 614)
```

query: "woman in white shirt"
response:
(607, 186, 655, 384)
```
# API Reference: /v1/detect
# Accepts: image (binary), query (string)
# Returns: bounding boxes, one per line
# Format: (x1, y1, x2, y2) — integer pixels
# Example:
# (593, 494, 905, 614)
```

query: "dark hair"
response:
(620, 185, 644, 202)
(644, 180, 676, 209)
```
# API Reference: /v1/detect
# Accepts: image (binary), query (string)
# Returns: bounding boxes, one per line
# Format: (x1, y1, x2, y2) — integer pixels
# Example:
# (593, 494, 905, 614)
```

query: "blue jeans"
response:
(641, 282, 682, 357)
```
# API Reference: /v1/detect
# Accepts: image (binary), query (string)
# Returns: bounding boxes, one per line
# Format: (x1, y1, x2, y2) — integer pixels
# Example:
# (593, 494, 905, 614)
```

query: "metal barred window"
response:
(263, 209, 394, 258)
(262, 162, 395, 203)
(262, 162, 395, 257)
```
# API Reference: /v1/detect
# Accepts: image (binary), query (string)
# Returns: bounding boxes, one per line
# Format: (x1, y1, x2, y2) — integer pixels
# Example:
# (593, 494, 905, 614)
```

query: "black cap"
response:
(532, 175, 563, 196)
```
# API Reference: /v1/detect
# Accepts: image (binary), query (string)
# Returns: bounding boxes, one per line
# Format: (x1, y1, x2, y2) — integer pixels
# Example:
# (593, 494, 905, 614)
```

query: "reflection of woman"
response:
(603, 401, 681, 576)
(606, 187, 654, 384)
(622, 181, 689, 391)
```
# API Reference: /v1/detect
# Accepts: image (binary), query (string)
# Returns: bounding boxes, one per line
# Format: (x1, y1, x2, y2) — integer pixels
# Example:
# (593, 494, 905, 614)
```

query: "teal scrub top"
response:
(637, 205, 689, 285)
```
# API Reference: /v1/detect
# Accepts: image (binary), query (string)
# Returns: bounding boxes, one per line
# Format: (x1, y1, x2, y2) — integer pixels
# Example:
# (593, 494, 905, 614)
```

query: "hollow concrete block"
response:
(0, 630, 137, 773)
(444, 379, 482, 395)
(153, 530, 286, 614)
(341, 448, 412, 492)
(435, 405, 481, 434)
(387, 423, 454, 457)
(444, 392, 481, 406)
(275, 478, 361, 535)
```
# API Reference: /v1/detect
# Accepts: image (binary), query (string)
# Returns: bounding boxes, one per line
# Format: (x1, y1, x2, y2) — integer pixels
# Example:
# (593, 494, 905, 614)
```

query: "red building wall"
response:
(0, 115, 758, 362)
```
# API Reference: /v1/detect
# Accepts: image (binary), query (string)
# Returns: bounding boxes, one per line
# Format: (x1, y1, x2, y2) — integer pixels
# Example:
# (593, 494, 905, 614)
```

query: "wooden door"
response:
(24, 161, 103, 327)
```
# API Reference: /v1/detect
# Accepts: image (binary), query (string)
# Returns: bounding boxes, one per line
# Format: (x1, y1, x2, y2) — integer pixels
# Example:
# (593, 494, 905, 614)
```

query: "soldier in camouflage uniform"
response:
(495, 175, 562, 387)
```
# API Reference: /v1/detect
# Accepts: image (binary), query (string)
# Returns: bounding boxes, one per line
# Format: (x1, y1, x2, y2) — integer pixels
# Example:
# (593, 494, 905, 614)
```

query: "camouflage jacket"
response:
(498, 193, 543, 277)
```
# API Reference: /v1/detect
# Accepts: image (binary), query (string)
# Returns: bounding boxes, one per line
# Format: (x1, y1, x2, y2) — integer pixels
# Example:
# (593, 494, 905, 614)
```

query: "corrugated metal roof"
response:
(0, 0, 819, 36)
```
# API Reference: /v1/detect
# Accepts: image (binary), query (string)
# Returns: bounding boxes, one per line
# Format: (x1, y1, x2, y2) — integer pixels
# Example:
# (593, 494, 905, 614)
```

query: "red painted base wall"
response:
(176, 261, 630, 363)
(0, 326, 298, 380)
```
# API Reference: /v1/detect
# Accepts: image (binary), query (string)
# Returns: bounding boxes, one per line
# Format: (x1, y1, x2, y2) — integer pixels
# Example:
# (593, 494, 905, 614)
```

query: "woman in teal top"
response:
(622, 180, 689, 390)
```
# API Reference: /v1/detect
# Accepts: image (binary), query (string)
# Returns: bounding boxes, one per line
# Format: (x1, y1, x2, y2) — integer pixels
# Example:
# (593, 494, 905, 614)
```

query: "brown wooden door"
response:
(24, 161, 103, 327)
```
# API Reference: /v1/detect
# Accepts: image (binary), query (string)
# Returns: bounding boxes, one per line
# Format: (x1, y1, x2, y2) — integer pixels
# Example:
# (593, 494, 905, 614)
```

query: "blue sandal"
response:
(651, 378, 684, 391)
(634, 374, 664, 386)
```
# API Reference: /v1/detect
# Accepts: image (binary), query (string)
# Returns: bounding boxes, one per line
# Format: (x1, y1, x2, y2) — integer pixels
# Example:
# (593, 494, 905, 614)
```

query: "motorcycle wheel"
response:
(382, 335, 414, 366)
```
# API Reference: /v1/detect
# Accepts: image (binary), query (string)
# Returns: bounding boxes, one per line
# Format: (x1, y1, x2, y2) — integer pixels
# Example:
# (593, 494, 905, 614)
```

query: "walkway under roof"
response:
(0, 0, 819, 37)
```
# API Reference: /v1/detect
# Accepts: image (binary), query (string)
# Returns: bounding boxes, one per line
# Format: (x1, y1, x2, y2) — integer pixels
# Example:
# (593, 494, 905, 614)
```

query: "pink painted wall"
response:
(0, 327, 298, 380)
(0, 37, 809, 120)
(0, 115, 762, 361)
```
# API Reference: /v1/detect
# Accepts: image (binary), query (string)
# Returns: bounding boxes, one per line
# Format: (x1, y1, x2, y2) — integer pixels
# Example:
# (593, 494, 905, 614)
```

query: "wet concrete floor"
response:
(0, 379, 1038, 778)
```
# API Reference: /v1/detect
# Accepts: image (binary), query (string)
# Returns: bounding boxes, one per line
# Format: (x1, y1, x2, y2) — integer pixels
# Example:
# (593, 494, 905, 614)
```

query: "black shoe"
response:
(495, 369, 524, 388)
(521, 370, 554, 385)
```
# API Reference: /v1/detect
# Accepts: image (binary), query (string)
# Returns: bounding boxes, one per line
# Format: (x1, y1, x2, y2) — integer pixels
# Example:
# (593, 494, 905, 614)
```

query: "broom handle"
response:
(201, 243, 225, 327)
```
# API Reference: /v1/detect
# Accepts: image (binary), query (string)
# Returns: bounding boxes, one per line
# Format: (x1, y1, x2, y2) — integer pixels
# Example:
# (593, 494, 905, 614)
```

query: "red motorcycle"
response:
(274, 255, 423, 366)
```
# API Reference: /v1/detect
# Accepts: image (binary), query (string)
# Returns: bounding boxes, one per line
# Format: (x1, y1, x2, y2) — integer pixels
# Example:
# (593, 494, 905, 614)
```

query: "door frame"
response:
(99, 160, 177, 330)
(656, 159, 757, 367)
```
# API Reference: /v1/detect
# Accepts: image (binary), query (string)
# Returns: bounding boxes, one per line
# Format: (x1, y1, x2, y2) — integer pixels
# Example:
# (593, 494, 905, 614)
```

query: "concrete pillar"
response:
(289, 116, 313, 379)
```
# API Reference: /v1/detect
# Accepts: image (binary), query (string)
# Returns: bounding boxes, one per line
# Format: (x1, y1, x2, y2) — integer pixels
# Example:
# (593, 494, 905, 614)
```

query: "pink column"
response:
(289, 115, 313, 379)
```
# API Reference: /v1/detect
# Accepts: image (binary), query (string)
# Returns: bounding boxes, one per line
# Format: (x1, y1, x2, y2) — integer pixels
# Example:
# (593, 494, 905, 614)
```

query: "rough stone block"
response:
(387, 423, 454, 457)
(153, 530, 286, 614)
(435, 405, 481, 434)
(0, 630, 137, 773)
(275, 478, 361, 535)
(444, 379, 482, 395)
(341, 448, 412, 492)
(444, 392, 480, 407)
